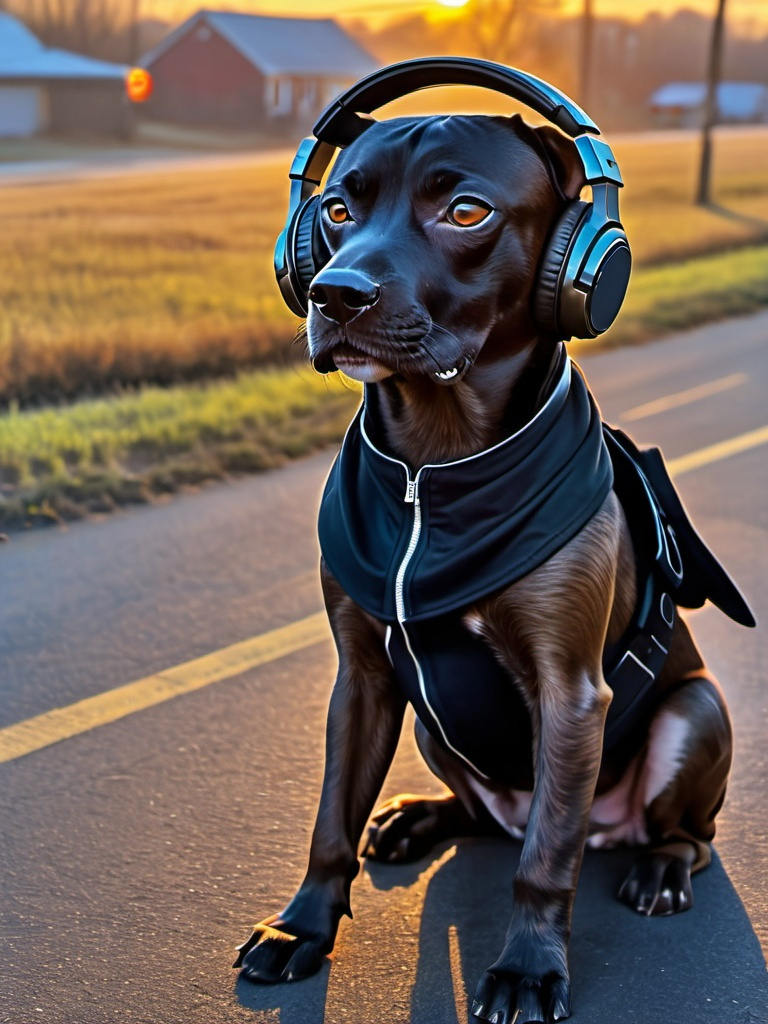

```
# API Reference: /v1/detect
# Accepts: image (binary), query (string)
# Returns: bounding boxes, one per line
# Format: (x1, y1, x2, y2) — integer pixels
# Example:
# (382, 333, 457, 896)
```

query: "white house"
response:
(649, 81, 768, 128)
(0, 13, 133, 138)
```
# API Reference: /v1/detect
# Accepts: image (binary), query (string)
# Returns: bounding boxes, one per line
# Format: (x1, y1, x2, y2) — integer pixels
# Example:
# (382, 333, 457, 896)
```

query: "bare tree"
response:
(696, 0, 727, 206)
(4, 0, 134, 61)
(465, 0, 564, 67)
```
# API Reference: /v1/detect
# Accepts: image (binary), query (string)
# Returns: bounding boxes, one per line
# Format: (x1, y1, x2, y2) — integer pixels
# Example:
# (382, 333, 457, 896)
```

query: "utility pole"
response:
(579, 0, 594, 112)
(696, 0, 727, 206)
(129, 0, 141, 64)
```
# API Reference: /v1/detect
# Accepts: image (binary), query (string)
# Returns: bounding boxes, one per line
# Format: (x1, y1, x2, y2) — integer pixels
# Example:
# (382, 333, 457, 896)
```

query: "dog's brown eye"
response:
(447, 199, 493, 227)
(325, 202, 350, 225)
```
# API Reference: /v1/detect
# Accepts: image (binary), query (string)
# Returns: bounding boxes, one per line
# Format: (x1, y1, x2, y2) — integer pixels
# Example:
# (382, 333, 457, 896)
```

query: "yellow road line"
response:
(621, 372, 747, 422)
(448, 924, 469, 1023)
(1, 422, 767, 767)
(0, 612, 329, 765)
(667, 423, 768, 477)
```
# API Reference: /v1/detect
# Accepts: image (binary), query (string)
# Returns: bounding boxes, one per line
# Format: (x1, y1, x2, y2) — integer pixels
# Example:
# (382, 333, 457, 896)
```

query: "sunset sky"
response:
(142, 0, 768, 32)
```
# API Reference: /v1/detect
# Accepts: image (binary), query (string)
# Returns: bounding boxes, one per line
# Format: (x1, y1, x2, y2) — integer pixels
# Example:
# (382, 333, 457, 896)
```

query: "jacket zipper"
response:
(393, 470, 489, 779)
(395, 473, 421, 621)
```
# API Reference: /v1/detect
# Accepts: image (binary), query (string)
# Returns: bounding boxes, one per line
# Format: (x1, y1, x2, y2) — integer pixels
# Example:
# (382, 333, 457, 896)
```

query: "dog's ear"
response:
(508, 114, 586, 201)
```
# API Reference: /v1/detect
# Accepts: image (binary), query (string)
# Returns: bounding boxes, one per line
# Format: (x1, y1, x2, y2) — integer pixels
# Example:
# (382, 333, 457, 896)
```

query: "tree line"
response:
(353, 3, 768, 129)
(0, 0, 150, 63)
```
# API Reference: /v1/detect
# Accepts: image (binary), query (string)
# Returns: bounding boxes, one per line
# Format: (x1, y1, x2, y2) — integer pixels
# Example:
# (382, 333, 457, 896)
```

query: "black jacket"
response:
(319, 349, 753, 783)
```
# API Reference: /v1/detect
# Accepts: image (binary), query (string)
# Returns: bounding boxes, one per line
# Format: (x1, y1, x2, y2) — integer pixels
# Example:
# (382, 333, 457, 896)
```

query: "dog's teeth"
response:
(436, 367, 458, 380)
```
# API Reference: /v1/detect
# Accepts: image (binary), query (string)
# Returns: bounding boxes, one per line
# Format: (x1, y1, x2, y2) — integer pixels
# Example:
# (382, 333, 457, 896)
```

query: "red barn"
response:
(140, 10, 378, 131)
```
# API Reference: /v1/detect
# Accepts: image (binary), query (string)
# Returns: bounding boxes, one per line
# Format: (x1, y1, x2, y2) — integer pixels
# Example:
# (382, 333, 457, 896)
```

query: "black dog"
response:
(235, 108, 752, 1023)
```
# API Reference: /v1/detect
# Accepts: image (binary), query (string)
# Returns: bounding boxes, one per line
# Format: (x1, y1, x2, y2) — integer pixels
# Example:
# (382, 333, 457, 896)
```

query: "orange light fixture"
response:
(126, 67, 153, 103)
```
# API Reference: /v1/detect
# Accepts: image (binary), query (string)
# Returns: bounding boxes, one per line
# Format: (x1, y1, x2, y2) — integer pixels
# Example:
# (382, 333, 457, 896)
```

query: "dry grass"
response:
(0, 128, 765, 528)
(0, 164, 297, 405)
(0, 128, 767, 407)
(1, 127, 768, 527)
(616, 129, 768, 265)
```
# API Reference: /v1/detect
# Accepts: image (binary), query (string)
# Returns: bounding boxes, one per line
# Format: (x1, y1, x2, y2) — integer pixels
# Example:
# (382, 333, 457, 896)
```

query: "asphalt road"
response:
(1, 312, 767, 1024)
(0, 146, 295, 187)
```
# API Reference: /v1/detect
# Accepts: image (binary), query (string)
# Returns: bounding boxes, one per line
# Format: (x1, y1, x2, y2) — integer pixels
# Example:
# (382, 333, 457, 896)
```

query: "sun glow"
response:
(426, 0, 471, 25)
(141, 1, 768, 33)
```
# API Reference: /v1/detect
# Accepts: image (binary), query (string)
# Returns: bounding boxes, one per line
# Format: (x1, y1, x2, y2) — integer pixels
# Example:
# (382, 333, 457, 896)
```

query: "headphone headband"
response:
(291, 58, 622, 196)
(314, 56, 599, 145)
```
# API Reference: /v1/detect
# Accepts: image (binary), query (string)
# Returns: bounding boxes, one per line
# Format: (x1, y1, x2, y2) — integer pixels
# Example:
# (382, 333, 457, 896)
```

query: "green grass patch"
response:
(0, 365, 360, 528)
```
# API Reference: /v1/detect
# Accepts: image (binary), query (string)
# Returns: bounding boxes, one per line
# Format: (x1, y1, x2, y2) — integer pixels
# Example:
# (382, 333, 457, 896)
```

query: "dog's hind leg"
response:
(364, 720, 510, 863)
(616, 671, 732, 916)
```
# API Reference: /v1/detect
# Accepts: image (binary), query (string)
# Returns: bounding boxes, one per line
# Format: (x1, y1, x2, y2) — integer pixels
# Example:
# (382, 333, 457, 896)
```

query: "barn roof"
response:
(141, 10, 378, 79)
(0, 12, 127, 81)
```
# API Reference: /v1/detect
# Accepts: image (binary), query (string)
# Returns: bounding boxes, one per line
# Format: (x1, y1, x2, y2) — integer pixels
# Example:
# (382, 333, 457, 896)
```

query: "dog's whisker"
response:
(293, 322, 308, 350)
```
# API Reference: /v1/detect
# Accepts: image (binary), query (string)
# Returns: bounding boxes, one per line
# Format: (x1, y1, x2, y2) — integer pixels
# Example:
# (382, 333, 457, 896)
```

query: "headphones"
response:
(274, 56, 631, 341)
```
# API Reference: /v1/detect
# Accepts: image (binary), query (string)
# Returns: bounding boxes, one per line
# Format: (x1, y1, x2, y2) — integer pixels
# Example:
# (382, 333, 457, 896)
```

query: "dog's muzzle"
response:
(308, 268, 472, 384)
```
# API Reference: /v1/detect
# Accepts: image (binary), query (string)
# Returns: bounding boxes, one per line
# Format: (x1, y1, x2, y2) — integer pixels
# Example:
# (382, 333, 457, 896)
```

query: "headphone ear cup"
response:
(578, 227, 632, 336)
(533, 200, 589, 339)
(288, 195, 322, 310)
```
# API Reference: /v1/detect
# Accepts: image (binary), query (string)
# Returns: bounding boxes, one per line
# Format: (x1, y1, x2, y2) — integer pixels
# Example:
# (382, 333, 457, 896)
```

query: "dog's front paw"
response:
(235, 881, 349, 984)
(234, 914, 330, 983)
(472, 968, 571, 1023)
(618, 849, 694, 916)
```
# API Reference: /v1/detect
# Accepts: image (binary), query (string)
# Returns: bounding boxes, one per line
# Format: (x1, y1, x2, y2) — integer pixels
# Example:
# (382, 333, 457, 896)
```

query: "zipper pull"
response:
(404, 479, 416, 503)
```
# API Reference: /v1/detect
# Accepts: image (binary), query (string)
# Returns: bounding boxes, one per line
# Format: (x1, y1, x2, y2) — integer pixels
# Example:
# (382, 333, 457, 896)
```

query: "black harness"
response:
(318, 350, 754, 783)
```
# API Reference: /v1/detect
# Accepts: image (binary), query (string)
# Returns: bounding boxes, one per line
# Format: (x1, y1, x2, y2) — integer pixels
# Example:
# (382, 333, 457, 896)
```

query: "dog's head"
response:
(305, 114, 585, 385)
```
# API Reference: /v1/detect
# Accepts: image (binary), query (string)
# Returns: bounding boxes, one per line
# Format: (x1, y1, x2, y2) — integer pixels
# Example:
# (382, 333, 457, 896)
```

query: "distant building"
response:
(649, 81, 768, 128)
(0, 12, 136, 138)
(139, 10, 378, 131)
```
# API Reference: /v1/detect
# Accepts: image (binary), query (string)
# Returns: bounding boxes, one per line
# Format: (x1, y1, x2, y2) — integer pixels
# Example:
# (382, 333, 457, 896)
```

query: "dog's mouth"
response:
(320, 342, 394, 383)
(311, 331, 475, 386)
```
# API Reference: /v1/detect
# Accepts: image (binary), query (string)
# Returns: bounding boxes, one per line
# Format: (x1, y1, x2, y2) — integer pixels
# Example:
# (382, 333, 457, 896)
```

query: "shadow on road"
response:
(386, 839, 767, 1024)
(235, 956, 331, 1024)
(233, 839, 767, 1024)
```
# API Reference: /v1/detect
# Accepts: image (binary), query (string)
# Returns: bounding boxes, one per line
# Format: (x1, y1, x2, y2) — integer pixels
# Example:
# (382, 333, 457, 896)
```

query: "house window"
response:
(266, 78, 292, 117)
(296, 80, 318, 116)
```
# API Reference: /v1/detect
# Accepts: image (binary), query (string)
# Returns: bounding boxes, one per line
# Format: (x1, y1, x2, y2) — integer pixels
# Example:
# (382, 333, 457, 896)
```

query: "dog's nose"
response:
(308, 269, 380, 325)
